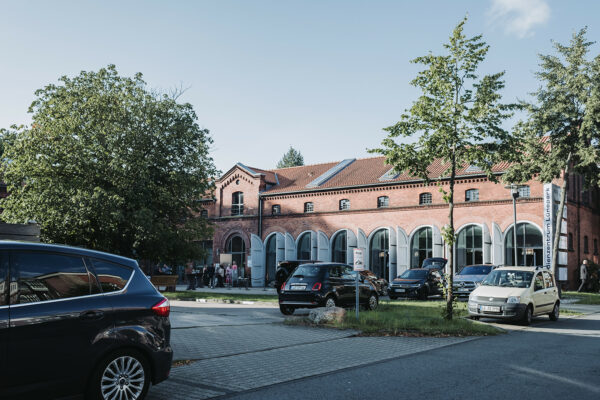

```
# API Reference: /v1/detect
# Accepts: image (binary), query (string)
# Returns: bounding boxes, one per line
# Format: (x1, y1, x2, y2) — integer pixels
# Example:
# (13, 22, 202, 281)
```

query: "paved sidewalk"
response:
(174, 285, 277, 295)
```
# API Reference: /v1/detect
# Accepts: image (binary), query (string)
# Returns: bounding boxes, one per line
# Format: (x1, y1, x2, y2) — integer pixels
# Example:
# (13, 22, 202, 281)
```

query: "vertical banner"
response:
(542, 183, 554, 268)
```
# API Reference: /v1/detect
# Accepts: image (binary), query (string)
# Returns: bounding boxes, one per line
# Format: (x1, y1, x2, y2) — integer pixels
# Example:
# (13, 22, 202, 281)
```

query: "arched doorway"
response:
(332, 231, 347, 263)
(265, 235, 277, 284)
(411, 227, 433, 268)
(297, 232, 311, 260)
(505, 223, 543, 266)
(370, 229, 389, 279)
(456, 225, 483, 271)
(226, 235, 246, 276)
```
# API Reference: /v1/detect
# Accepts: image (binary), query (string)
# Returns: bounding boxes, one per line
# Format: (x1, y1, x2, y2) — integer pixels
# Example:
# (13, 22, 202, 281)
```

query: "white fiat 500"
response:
(468, 266, 560, 325)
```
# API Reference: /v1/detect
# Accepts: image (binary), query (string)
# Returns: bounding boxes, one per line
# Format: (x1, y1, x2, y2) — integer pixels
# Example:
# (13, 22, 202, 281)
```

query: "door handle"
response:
(79, 310, 104, 320)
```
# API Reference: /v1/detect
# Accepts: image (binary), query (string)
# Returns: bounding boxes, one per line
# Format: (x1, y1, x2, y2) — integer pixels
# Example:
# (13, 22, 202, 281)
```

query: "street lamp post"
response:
(505, 184, 520, 266)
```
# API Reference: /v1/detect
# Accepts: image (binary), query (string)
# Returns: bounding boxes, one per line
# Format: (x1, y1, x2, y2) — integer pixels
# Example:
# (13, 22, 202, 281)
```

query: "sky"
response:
(0, 0, 598, 174)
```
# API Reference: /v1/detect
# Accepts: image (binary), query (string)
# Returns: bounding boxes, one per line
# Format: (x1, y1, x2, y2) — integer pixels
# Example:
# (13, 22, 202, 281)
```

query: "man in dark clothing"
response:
(207, 264, 215, 288)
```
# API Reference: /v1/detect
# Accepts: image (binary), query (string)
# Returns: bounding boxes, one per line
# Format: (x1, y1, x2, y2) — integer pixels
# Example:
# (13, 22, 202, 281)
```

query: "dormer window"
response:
(232, 192, 244, 216)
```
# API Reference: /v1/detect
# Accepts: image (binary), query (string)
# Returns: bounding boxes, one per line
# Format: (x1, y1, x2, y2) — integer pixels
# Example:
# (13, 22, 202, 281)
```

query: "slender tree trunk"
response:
(445, 165, 456, 320)
(551, 152, 571, 295)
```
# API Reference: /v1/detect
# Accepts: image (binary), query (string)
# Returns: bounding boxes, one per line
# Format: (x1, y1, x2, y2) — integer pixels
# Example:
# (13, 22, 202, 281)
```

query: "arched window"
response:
(232, 192, 244, 215)
(518, 185, 530, 198)
(419, 193, 432, 205)
(226, 235, 246, 274)
(411, 227, 433, 268)
(504, 223, 543, 266)
(584, 236, 589, 254)
(339, 199, 350, 210)
(370, 229, 389, 279)
(271, 205, 281, 215)
(332, 231, 347, 263)
(265, 235, 277, 283)
(456, 225, 483, 271)
(568, 233, 574, 251)
(465, 189, 479, 202)
(304, 202, 314, 213)
(297, 232, 312, 260)
(377, 196, 389, 208)
(200, 209, 208, 218)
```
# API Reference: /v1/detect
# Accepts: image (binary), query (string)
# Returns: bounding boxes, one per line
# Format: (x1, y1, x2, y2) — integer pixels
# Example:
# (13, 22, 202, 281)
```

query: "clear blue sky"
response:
(0, 0, 598, 173)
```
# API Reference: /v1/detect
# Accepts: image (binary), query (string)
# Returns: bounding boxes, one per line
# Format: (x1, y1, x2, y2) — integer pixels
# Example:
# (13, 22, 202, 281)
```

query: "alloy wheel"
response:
(369, 295, 378, 310)
(100, 356, 145, 400)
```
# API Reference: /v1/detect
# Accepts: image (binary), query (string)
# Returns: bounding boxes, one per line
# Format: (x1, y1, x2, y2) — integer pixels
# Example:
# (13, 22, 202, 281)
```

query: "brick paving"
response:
(148, 323, 473, 400)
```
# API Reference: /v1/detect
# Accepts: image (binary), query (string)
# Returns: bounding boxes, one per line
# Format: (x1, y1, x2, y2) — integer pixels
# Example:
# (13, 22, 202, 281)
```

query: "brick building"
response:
(202, 156, 600, 290)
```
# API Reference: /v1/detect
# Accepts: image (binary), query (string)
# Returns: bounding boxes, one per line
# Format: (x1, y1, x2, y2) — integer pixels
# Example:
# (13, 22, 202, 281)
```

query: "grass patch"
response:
(560, 309, 584, 316)
(287, 300, 502, 337)
(163, 290, 278, 303)
(562, 291, 600, 305)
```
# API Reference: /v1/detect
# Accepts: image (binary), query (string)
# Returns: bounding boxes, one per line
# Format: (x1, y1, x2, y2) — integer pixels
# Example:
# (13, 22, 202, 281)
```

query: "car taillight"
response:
(312, 282, 322, 291)
(281, 283, 286, 292)
(152, 298, 170, 317)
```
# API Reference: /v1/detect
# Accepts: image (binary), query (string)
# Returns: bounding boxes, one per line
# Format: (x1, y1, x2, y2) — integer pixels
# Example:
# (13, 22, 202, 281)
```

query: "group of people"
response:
(185, 261, 251, 290)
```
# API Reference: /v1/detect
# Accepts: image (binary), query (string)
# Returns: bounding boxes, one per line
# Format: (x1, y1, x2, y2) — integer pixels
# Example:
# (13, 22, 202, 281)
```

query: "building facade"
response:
(203, 156, 600, 290)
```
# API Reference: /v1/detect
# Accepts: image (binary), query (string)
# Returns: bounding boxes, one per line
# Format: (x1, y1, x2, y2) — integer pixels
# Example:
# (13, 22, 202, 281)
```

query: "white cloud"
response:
(487, 0, 550, 38)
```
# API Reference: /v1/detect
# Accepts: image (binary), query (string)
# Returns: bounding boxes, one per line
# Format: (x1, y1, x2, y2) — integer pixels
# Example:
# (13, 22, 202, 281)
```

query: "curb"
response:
(172, 297, 272, 305)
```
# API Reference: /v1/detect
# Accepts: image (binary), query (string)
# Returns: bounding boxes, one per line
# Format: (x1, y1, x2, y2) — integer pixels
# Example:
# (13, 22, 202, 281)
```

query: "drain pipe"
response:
(258, 194, 263, 238)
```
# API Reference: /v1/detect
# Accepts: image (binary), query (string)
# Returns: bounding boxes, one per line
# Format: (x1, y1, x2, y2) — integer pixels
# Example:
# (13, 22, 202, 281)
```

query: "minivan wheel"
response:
(368, 293, 379, 311)
(549, 302, 560, 321)
(279, 305, 295, 315)
(87, 349, 150, 400)
(522, 305, 533, 326)
(325, 296, 337, 308)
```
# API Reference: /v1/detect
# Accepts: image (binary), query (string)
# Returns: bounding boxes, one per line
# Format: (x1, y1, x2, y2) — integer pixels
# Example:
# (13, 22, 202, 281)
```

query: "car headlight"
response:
(507, 296, 520, 304)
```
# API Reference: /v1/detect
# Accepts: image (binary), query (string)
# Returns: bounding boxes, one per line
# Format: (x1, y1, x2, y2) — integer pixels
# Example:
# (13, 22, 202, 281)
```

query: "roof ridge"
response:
(267, 160, 341, 172)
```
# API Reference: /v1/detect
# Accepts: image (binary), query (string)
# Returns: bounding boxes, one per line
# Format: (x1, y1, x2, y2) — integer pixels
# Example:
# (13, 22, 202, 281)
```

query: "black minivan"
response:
(278, 263, 379, 315)
(0, 241, 172, 400)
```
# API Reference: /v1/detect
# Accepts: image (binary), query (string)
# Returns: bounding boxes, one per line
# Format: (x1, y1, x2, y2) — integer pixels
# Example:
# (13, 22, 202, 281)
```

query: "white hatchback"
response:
(467, 266, 560, 325)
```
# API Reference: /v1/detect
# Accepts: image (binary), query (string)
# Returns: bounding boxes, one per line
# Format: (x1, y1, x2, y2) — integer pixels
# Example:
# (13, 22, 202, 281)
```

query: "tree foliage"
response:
(504, 28, 600, 279)
(276, 146, 304, 168)
(371, 18, 518, 319)
(0, 65, 217, 265)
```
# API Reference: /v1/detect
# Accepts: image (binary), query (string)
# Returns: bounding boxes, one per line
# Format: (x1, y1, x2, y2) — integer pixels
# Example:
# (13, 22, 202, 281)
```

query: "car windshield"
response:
(459, 266, 493, 276)
(399, 270, 428, 279)
(481, 270, 533, 288)
(291, 265, 322, 278)
(422, 259, 446, 268)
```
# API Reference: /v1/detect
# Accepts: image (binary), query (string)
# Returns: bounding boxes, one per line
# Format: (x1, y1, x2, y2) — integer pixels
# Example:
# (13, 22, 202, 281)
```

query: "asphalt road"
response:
(219, 312, 600, 400)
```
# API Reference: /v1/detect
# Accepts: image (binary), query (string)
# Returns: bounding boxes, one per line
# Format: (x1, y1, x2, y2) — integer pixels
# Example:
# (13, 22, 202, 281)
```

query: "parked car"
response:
(467, 266, 560, 325)
(275, 260, 319, 294)
(360, 270, 389, 297)
(388, 268, 443, 300)
(278, 263, 379, 315)
(453, 264, 496, 298)
(0, 241, 172, 400)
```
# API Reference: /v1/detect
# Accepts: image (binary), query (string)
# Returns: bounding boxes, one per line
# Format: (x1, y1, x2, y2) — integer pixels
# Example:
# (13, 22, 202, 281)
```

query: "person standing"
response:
(232, 261, 238, 287)
(216, 264, 225, 287)
(185, 262, 196, 290)
(578, 259, 588, 292)
(244, 264, 251, 290)
(207, 264, 215, 288)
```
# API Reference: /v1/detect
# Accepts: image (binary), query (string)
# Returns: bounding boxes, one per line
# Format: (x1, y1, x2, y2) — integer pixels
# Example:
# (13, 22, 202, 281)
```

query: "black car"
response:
(275, 260, 319, 294)
(278, 263, 379, 315)
(388, 268, 443, 300)
(0, 241, 172, 400)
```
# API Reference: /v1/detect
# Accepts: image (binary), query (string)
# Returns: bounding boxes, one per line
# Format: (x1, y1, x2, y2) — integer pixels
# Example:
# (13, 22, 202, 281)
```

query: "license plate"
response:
(480, 305, 500, 312)
(291, 285, 306, 291)
(395, 288, 405, 293)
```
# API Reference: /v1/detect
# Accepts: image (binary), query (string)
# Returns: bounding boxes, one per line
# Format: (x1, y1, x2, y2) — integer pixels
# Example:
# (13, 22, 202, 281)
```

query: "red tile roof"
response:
(258, 156, 511, 194)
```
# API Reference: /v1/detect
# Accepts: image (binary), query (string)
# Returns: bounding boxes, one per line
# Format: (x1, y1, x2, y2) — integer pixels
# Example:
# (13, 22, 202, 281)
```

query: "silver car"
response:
(453, 264, 495, 298)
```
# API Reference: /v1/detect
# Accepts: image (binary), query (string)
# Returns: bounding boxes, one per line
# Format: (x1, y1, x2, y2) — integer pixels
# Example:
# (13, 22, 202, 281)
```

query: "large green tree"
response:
(371, 19, 518, 319)
(504, 29, 600, 282)
(1, 65, 217, 265)
(276, 146, 304, 168)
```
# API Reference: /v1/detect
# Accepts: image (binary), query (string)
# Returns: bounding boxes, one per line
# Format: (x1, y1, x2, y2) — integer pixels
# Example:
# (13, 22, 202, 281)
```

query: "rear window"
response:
(459, 266, 492, 275)
(91, 259, 133, 293)
(291, 265, 323, 278)
(11, 252, 95, 304)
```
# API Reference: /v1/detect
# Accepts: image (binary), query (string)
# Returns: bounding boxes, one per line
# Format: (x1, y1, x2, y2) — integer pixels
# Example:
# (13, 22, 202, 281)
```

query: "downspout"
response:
(258, 194, 263, 238)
